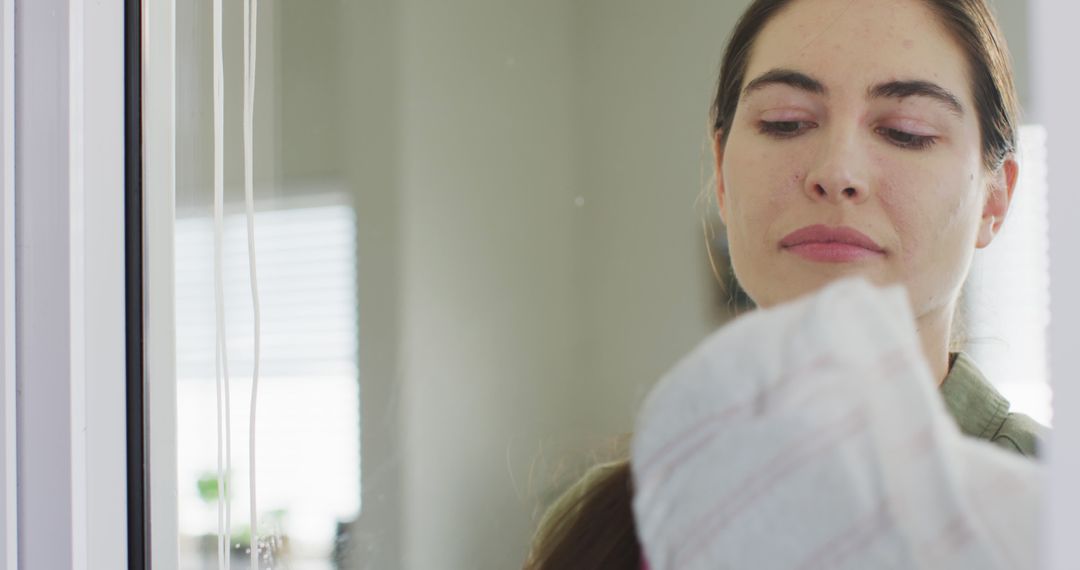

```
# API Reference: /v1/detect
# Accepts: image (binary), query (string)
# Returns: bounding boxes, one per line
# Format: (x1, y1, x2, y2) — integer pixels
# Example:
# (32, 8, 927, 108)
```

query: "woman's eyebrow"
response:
(743, 68, 826, 97)
(742, 69, 965, 118)
(868, 80, 965, 116)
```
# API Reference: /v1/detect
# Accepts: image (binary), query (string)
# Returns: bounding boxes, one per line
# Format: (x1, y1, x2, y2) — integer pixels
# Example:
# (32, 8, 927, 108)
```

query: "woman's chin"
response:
(750, 267, 889, 308)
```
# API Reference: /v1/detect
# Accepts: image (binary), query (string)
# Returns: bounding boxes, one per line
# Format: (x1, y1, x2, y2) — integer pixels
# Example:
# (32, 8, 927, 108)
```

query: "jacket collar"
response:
(939, 352, 1010, 439)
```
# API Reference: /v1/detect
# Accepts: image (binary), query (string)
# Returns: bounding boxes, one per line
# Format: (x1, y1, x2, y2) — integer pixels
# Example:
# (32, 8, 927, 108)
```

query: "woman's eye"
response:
(758, 120, 813, 138)
(877, 127, 936, 150)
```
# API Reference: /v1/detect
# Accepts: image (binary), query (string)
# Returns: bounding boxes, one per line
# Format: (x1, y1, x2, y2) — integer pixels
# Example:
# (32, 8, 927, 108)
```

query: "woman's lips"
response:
(780, 225, 885, 263)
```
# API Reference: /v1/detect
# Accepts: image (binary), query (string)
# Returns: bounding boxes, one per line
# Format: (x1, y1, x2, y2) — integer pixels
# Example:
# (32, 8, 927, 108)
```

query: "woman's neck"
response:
(915, 304, 955, 386)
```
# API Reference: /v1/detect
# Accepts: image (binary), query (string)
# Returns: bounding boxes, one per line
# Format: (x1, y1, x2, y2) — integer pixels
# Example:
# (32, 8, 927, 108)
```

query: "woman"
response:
(523, 0, 1048, 568)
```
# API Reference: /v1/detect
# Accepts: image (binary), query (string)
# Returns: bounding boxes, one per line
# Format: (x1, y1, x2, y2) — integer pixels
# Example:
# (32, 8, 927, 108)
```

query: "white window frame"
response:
(1, 0, 15, 566)
(4, 0, 128, 568)
(143, 0, 179, 567)
(1034, 1, 1080, 568)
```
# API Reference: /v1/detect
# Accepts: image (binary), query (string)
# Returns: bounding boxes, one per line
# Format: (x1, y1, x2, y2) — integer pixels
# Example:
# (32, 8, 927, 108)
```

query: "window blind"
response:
(175, 200, 361, 561)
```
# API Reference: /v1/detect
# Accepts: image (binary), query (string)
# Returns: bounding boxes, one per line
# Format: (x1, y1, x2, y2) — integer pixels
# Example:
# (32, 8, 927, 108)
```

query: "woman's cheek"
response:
(874, 175, 919, 266)
(899, 161, 977, 244)
(726, 134, 811, 227)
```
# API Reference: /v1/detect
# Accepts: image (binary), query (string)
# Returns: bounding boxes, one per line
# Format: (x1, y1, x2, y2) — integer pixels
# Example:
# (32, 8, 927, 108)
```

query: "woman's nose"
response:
(804, 132, 871, 205)
(807, 182, 865, 202)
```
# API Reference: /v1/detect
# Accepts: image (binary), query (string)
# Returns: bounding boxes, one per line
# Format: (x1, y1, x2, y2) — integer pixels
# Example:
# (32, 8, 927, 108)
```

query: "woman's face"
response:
(715, 0, 1016, 317)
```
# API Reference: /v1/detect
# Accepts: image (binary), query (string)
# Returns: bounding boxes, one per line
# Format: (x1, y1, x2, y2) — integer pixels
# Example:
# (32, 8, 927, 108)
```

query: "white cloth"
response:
(631, 278, 1041, 570)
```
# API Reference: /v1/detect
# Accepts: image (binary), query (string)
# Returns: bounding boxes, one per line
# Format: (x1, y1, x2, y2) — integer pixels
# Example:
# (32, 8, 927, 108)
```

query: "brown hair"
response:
(525, 1, 1020, 568)
(523, 460, 638, 570)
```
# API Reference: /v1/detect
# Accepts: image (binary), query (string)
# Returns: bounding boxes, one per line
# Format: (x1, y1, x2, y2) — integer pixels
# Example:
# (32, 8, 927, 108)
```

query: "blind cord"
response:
(212, 1, 261, 567)
(211, 0, 232, 569)
(213, 1, 261, 567)
(243, 0, 262, 568)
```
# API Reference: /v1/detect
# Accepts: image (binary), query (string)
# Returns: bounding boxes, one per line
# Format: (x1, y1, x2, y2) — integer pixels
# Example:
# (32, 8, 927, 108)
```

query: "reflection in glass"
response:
(176, 199, 359, 569)
(160, 1, 1045, 568)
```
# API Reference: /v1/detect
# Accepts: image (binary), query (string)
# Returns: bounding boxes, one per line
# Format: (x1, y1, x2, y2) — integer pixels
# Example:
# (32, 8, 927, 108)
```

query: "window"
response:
(174, 199, 359, 569)
(964, 125, 1052, 425)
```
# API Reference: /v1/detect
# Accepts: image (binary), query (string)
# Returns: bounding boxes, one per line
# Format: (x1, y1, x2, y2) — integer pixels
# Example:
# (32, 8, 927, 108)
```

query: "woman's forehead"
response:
(743, 0, 973, 105)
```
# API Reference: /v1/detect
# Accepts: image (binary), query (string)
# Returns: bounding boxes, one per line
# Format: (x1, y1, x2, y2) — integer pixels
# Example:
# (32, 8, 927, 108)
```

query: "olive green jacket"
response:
(941, 352, 1046, 458)
(534, 352, 1047, 542)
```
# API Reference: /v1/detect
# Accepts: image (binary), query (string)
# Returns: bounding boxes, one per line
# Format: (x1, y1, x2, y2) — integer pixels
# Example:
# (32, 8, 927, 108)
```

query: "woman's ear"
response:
(975, 155, 1019, 249)
(712, 130, 728, 224)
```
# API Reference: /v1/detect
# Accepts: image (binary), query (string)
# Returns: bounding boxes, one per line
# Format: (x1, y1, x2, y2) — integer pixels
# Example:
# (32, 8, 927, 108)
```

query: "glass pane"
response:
(173, 3, 361, 568)
(164, 1, 1047, 569)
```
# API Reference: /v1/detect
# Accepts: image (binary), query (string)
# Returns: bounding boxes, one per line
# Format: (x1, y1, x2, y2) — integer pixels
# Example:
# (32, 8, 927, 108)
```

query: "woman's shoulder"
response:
(944, 353, 1050, 459)
(991, 411, 1049, 459)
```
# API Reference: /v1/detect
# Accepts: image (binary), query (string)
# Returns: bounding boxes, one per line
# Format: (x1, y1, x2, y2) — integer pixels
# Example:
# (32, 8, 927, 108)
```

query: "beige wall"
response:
(394, 1, 580, 567)
(573, 0, 748, 436)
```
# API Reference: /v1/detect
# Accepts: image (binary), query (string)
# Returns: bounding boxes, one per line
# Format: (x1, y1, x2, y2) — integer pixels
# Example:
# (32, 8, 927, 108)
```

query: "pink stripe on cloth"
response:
(640, 557, 649, 570)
